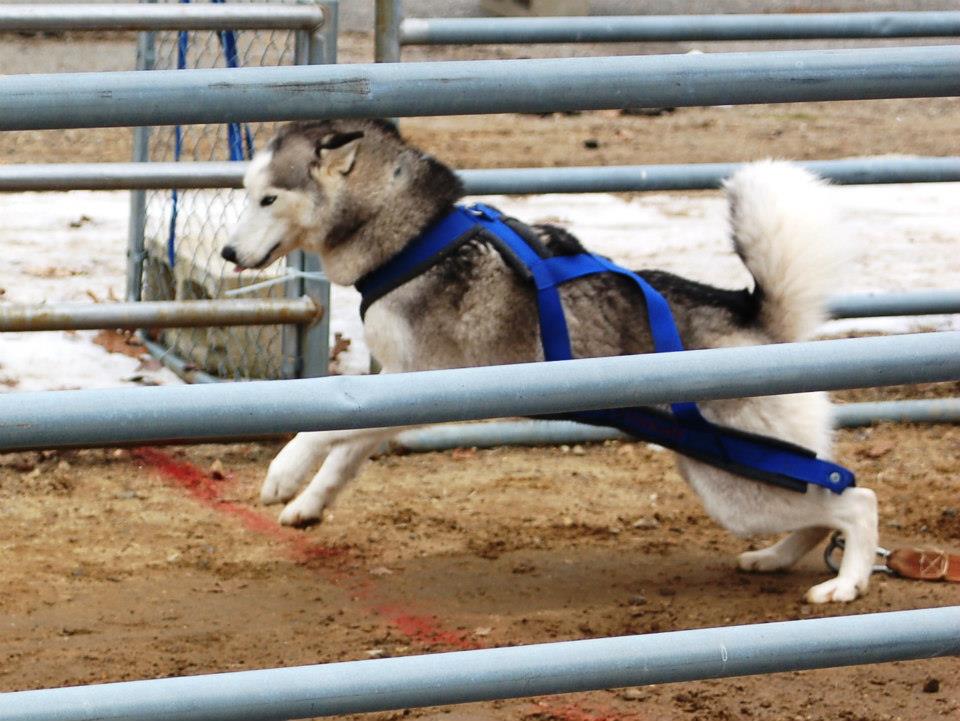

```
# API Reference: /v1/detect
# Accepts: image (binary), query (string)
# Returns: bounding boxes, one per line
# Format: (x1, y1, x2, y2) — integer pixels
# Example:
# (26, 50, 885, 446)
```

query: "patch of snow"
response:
(0, 191, 180, 392)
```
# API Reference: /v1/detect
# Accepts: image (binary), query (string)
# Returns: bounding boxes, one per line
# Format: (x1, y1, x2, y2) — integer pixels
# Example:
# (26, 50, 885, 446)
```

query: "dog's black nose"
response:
(221, 246, 238, 264)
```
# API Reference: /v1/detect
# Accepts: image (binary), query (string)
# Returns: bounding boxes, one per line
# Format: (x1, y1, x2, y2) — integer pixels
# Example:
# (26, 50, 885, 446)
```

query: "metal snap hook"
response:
(823, 532, 892, 575)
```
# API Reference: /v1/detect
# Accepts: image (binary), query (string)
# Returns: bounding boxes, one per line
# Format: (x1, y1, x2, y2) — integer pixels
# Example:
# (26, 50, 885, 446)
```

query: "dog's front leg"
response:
(262, 425, 419, 505)
(261, 431, 335, 505)
(277, 427, 401, 527)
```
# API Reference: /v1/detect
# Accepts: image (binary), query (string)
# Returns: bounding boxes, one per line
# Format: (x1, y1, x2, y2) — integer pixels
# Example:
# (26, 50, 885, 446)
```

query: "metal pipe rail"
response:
(0, 289, 954, 334)
(400, 12, 960, 45)
(0, 332, 958, 451)
(141, 336, 221, 385)
(394, 397, 960, 452)
(3, 607, 958, 721)
(3, 46, 960, 131)
(0, 4, 325, 32)
(5, 396, 948, 453)
(459, 157, 960, 195)
(827, 290, 960, 319)
(4, 156, 960, 193)
(0, 162, 243, 192)
(834, 398, 960, 427)
(0, 298, 322, 333)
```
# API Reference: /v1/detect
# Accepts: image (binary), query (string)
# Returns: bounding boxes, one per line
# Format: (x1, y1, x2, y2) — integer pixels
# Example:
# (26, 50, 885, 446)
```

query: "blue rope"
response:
(212, 0, 255, 161)
(168, 0, 255, 269)
(166, 0, 190, 268)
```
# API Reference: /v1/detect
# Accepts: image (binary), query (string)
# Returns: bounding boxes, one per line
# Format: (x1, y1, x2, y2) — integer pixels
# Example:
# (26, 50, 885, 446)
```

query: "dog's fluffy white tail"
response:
(724, 161, 849, 342)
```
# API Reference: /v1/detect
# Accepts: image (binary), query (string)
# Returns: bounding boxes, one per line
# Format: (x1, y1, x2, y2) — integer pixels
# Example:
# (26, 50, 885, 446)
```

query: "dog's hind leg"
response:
(738, 526, 829, 573)
(683, 456, 878, 603)
(277, 427, 402, 527)
(804, 487, 878, 604)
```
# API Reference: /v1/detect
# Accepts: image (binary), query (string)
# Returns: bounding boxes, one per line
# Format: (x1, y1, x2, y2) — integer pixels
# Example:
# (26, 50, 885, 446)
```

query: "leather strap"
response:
(886, 548, 960, 582)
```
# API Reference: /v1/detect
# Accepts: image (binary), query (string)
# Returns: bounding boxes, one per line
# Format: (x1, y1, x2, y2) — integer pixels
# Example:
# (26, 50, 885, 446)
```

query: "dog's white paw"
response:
(261, 436, 328, 505)
(805, 577, 861, 604)
(261, 449, 318, 505)
(278, 495, 326, 527)
(738, 548, 790, 573)
(260, 470, 302, 505)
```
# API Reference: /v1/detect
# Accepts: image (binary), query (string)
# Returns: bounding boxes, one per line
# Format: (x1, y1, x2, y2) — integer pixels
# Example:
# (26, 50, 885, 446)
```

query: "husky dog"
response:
(223, 119, 878, 603)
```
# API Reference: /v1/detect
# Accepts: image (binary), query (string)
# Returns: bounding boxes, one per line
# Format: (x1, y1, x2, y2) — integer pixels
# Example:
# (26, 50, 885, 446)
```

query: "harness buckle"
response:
(465, 203, 502, 222)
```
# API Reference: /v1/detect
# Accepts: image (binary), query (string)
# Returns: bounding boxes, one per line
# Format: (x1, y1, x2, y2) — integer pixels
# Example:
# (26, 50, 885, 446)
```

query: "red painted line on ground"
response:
(132, 446, 476, 650)
(371, 603, 477, 650)
(134, 447, 636, 719)
(133, 447, 346, 562)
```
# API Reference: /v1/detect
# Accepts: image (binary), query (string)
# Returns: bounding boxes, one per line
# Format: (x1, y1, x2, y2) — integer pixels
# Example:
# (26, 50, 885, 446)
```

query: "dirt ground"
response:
(1, 32, 959, 721)
(1, 391, 959, 720)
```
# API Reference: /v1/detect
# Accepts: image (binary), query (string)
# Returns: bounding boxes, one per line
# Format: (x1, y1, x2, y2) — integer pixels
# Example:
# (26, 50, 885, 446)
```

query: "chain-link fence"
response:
(139, 0, 308, 380)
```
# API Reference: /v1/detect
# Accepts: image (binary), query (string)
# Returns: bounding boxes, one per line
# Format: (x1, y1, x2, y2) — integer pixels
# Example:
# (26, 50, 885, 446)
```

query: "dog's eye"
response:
(260, 195, 277, 207)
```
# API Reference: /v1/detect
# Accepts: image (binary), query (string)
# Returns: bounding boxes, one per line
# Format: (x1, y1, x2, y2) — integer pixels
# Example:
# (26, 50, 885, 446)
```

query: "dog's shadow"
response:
(375, 543, 833, 633)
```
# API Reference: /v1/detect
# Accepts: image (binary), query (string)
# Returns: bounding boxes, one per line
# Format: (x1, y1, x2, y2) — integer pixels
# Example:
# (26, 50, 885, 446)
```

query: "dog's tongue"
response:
(233, 266, 246, 273)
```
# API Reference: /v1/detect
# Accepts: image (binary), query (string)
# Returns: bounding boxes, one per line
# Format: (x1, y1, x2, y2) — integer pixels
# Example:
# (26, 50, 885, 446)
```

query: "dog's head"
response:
(222, 119, 462, 285)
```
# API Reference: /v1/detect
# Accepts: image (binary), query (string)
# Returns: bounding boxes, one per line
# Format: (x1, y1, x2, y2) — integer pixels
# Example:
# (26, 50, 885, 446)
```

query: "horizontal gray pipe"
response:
(2, 46, 960, 130)
(3, 607, 958, 721)
(833, 398, 960, 427)
(4, 157, 960, 193)
(461, 157, 960, 194)
(395, 398, 960, 452)
(140, 336, 221, 385)
(0, 332, 958, 451)
(827, 289, 960, 318)
(0, 3, 325, 32)
(397, 420, 631, 451)
(401, 12, 960, 45)
(0, 397, 949, 453)
(0, 162, 243, 192)
(0, 396, 951, 453)
(0, 298, 322, 332)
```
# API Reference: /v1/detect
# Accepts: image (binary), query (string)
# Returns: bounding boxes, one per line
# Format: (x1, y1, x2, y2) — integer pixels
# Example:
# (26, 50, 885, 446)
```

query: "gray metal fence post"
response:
(313, 0, 337, 65)
(284, 28, 309, 379)
(286, 1, 336, 379)
(374, 0, 401, 167)
(126, 26, 155, 301)
(300, 1, 337, 378)
(298, 250, 331, 377)
(375, 0, 402, 63)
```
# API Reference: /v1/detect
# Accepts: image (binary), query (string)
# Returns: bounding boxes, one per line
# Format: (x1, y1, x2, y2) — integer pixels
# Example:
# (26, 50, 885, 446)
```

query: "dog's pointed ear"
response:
(313, 131, 364, 177)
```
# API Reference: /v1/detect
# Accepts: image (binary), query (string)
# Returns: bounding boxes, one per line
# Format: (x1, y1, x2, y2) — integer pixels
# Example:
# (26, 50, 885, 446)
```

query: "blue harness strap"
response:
(357, 204, 855, 494)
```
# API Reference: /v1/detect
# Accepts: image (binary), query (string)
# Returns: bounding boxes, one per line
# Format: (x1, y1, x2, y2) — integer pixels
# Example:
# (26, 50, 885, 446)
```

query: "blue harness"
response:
(357, 203, 854, 494)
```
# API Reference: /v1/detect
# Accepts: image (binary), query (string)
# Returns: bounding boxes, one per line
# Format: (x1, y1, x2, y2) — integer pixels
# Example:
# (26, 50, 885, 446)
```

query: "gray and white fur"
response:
(223, 119, 878, 604)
